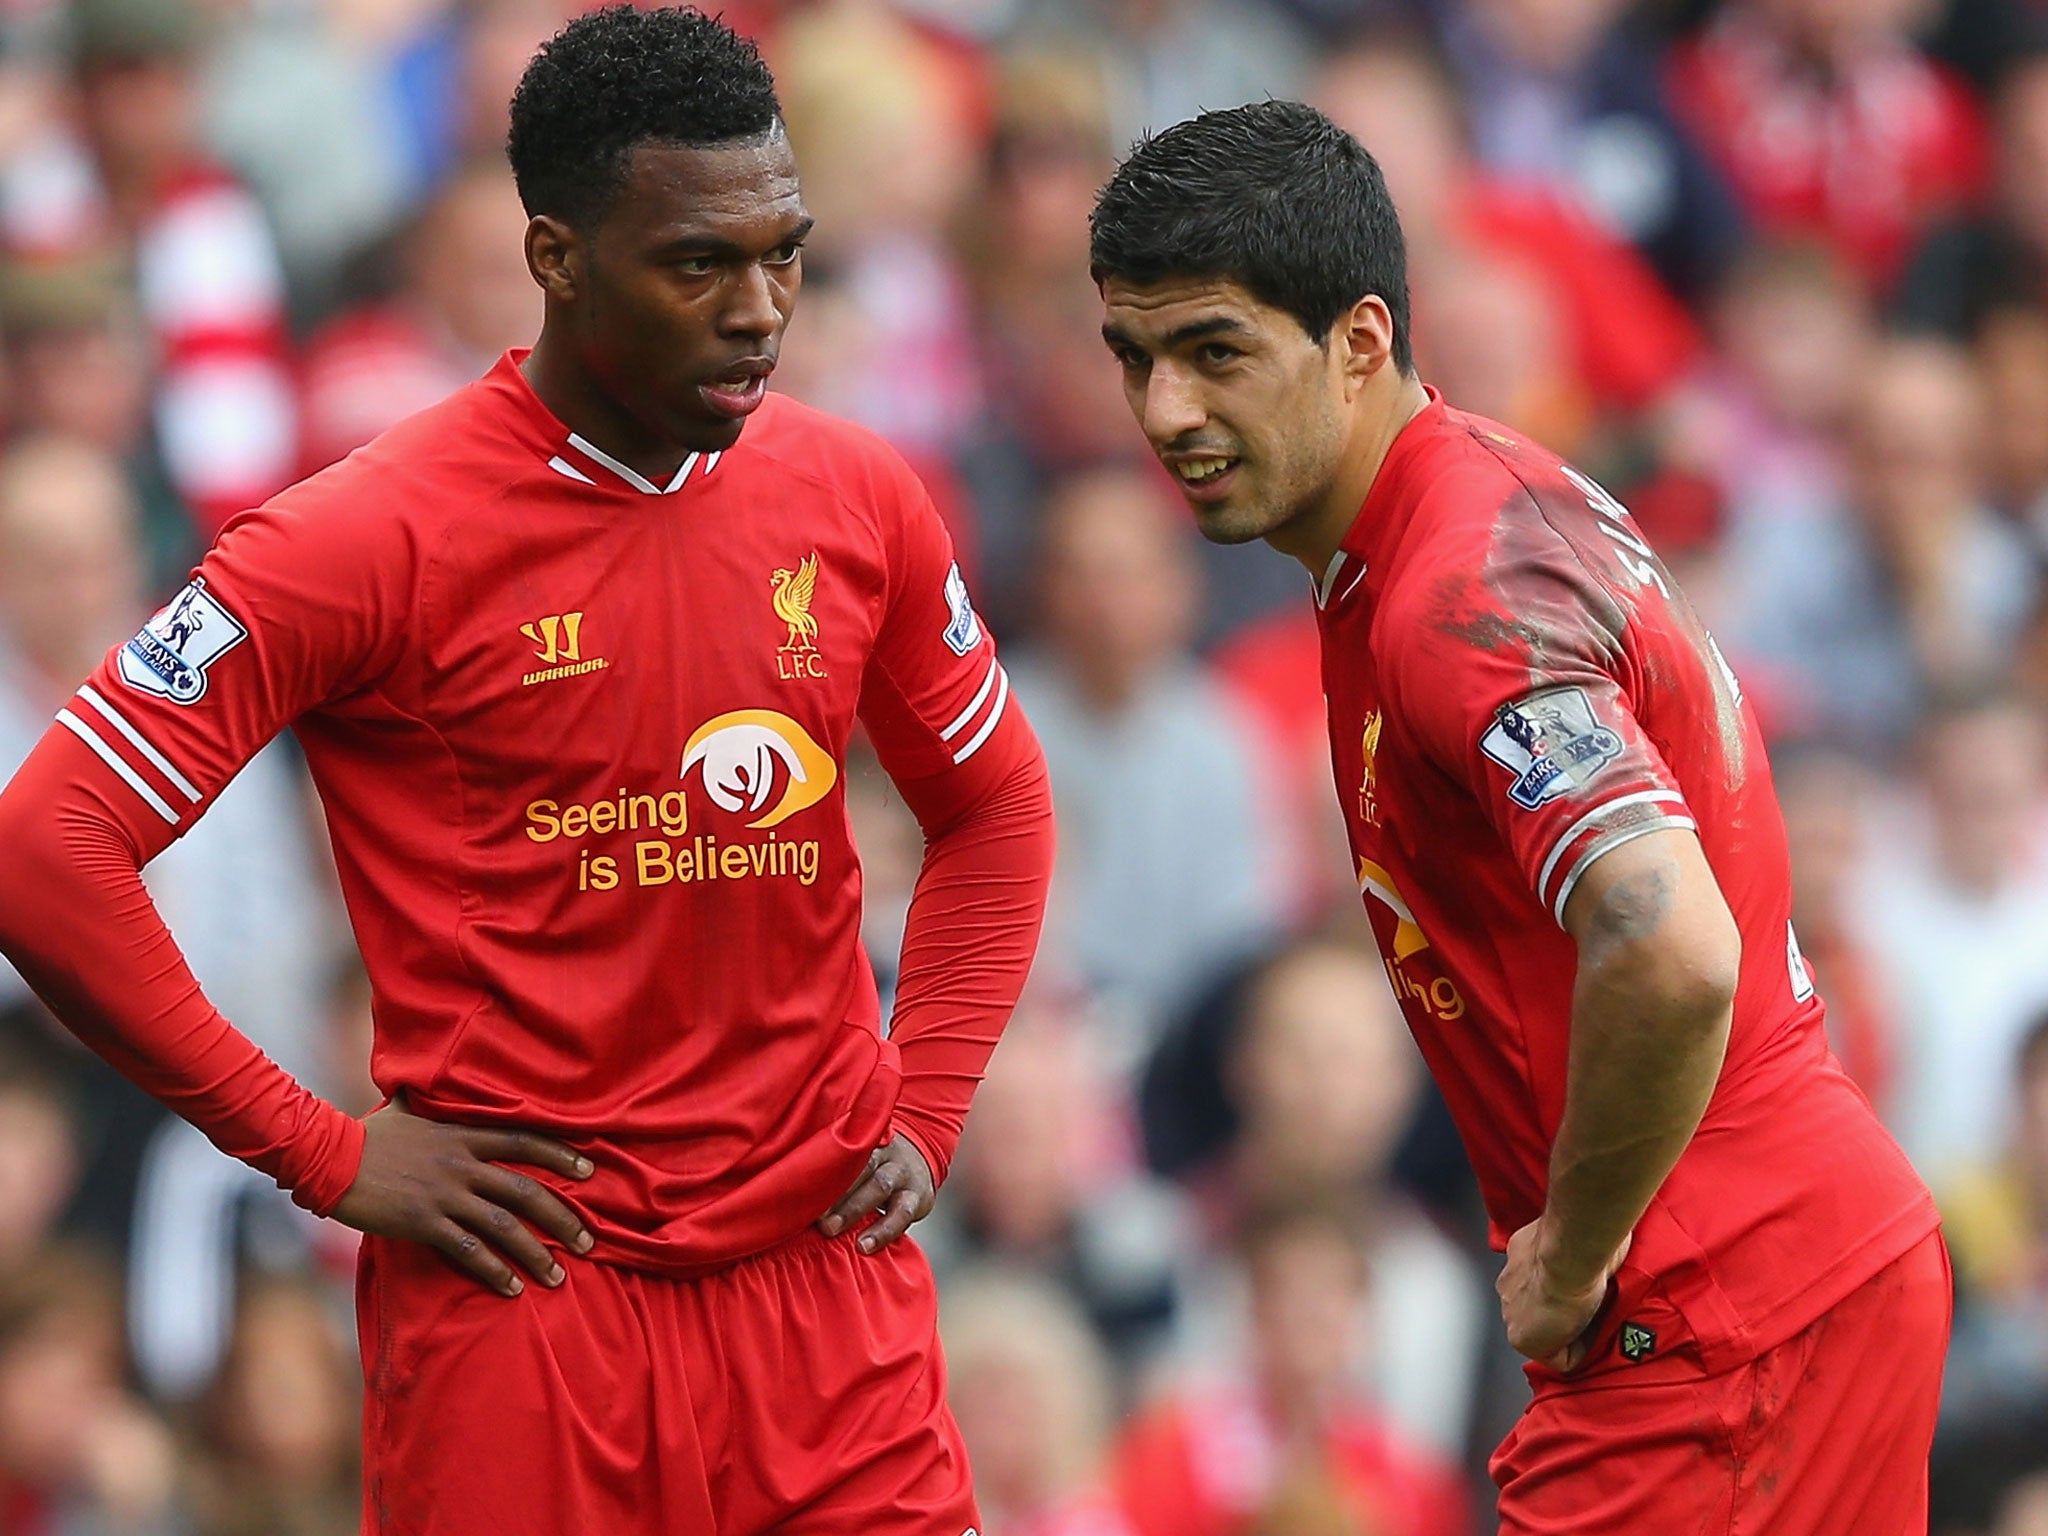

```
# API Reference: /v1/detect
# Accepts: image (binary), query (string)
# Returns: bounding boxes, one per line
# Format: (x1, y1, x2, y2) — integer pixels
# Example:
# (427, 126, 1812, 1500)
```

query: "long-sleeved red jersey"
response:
(0, 352, 1054, 1275)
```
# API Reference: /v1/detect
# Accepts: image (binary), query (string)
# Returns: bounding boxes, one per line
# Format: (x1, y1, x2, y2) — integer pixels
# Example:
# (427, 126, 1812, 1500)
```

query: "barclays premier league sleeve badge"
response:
(1479, 685, 1624, 809)
(117, 579, 249, 705)
(942, 562, 982, 657)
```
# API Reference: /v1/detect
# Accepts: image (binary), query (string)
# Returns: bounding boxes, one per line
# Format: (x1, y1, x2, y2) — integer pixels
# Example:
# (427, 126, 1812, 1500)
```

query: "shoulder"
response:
(1379, 423, 1626, 672)
(1368, 421, 1638, 720)
(217, 379, 539, 572)
(730, 393, 926, 513)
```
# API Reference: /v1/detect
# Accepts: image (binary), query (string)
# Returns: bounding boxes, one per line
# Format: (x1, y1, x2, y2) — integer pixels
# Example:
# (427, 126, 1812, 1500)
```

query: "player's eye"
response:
(1112, 345, 1150, 373)
(765, 240, 805, 266)
(672, 255, 717, 275)
(1197, 342, 1241, 366)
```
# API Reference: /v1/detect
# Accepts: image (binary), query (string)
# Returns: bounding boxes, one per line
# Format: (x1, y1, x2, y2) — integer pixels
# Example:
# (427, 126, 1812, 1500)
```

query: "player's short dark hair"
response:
(506, 4, 781, 231)
(1089, 100, 1413, 372)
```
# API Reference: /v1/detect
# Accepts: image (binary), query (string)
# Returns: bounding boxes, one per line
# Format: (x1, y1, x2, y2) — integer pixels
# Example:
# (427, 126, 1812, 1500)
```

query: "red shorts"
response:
(1492, 1230, 1951, 1535)
(356, 1225, 978, 1535)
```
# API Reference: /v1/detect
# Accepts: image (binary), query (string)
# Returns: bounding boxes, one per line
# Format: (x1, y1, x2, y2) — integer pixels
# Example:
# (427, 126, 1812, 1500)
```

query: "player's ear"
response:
(1337, 294, 1397, 399)
(525, 215, 581, 303)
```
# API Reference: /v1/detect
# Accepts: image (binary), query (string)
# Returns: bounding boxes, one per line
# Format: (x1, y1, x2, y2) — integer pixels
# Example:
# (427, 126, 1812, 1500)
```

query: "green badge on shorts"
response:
(1619, 1321, 1657, 1362)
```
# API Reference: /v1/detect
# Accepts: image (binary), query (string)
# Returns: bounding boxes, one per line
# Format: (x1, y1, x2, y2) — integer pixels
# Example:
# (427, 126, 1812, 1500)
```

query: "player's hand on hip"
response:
(330, 1095, 596, 1298)
(816, 1134, 934, 1254)
(1497, 1218, 1632, 1373)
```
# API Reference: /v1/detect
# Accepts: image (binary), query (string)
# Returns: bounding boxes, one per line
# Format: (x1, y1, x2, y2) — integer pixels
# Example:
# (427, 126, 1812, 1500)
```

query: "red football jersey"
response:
(1318, 391, 1936, 1377)
(7, 353, 1048, 1273)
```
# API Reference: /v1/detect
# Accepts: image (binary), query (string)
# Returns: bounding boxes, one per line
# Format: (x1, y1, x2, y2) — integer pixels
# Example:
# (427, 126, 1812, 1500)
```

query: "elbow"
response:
(1577, 862, 1741, 1026)
(1606, 920, 1741, 1037)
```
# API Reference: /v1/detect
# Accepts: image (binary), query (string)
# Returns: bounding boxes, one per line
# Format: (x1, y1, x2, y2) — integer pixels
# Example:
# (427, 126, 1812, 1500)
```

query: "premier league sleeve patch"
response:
(942, 562, 982, 657)
(117, 578, 248, 705)
(1480, 685, 1625, 809)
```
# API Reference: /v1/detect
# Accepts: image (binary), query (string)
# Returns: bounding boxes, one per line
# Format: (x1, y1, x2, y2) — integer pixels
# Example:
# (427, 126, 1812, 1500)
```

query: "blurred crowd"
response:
(2, 0, 2048, 1530)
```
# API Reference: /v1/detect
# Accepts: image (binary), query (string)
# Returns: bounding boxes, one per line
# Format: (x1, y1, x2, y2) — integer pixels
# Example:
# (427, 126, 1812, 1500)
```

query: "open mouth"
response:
(1167, 455, 1241, 501)
(700, 363, 774, 420)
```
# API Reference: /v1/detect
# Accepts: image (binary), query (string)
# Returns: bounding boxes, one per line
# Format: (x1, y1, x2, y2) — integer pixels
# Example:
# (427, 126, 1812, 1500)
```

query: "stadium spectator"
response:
(1009, 466, 1282, 1071)
(942, 1266, 1135, 1536)
(1311, 34, 1704, 441)
(774, 1, 987, 459)
(955, 45, 1148, 632)
(1013, 0, 1310, 149)
(1112, 1198, 1469, 1536)
(0, 1043, 79, 1284)
(1898, 50, 2048, 340)
(0, 1246, 187, 1535)
(1775, 744, 1902, 1115)
(0, 437, 146, 764)
(1666, 0, 1992, 289)
(1176, 938, 1487, 1462)
(1943, 1013, 2048, 1429)
(923, 1001, 1193, 1371)
(1855, 690, 2048, 1193)
(187, 1277, 358, 1536)
(199, 0, 411, 317)
(0, 257, 186, 580)
(1974, 303, 2048, 537)
(0, 433, 337, 1400)
(0, 0, 299, 540)
(1432, 0, 1745, 302)
(298, 160, 537, 473)
(1719, 337, 2033, 747)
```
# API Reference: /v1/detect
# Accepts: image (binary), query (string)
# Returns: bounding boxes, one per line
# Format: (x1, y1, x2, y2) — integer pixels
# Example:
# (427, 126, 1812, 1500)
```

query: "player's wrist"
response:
(1532, 1212, 1613, 1298)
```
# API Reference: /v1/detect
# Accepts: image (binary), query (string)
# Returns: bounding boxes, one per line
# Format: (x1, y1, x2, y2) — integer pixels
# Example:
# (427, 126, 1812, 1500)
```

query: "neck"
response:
(1266, 371, 1431, 578)
(521, 328, 699, 487)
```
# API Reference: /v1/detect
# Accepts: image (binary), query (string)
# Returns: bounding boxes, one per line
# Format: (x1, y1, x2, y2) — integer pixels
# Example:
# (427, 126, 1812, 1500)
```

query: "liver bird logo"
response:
(771, 553, 821, 651)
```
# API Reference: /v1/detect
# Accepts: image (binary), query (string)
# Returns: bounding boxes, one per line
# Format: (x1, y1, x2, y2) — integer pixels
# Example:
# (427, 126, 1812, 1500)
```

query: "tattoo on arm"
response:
(1585, 862, 1677, 954)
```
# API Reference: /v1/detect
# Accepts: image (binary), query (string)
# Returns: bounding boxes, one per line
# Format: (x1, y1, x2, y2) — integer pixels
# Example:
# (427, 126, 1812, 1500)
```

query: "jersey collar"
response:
(487, 349, 732, 496)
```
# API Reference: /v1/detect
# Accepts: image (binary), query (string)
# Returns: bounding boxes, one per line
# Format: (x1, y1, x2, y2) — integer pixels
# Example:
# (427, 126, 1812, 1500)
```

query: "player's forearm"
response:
(885, 743, 1055, 1184)
(1545, 842, 1737, 1289)
(0, 735, 364, 1212)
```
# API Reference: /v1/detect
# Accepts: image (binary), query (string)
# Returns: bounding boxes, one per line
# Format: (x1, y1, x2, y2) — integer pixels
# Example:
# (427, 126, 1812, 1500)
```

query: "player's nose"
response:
(1140, 368, 1206, 447)
(720, 261, 781, 340)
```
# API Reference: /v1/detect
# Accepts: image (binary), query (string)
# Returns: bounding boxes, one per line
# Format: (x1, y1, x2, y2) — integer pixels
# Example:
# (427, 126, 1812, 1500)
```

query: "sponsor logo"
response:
(1480, 686, 1624, 810)
(1357, 710, 1383, 827)
(680, 710, 837, 829)
(1619, 1322, 1657, 1363)
(1358, 858, 1465, 1022)
(771, 553, 826, 679)
(943, 562, 982, 656)
(528, 709, 837, 894)
(118, 579, 248, 704)
(521, 611, 610, 687)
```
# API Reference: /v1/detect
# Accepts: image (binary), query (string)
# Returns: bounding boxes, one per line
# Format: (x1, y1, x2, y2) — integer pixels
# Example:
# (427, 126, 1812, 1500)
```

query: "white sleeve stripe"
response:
(56, 710, 180, 825)
(951, 668, 1011, 765)
(1550, 816, 1697, 926)
(940, 657, 1001, 741)
(1534, 789, 1690, 903)
(75, 686, 200, 803)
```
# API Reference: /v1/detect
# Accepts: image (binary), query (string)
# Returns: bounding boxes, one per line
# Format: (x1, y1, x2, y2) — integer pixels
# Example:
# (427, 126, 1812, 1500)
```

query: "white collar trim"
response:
(1314, 550, 1349, 609)
(1314, 550, 1369, 609)
(560, 433, 723, 494)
